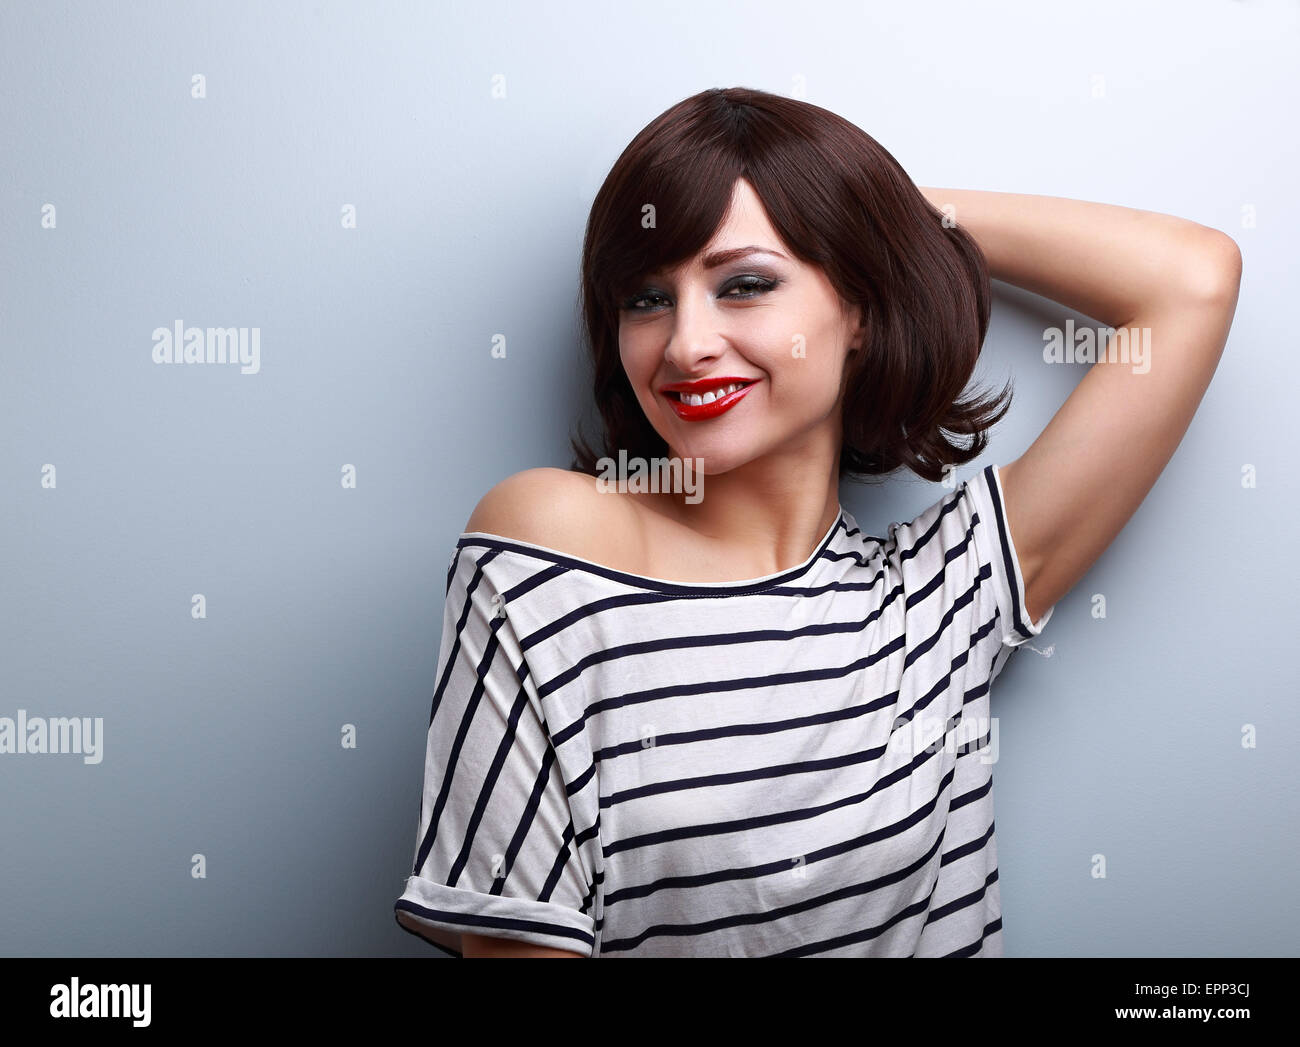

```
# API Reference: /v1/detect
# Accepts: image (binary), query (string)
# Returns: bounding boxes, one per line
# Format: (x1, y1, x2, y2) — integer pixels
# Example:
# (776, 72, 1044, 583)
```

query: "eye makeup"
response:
(619, 274, 782, 313)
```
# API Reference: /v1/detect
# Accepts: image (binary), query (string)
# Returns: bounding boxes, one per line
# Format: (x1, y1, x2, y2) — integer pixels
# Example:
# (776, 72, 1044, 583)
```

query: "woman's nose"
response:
(662, 288, 726, 372)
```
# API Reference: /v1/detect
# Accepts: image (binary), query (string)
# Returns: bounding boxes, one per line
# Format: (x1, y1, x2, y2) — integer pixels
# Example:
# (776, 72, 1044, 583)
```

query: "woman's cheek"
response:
(779, 363, 841, 423)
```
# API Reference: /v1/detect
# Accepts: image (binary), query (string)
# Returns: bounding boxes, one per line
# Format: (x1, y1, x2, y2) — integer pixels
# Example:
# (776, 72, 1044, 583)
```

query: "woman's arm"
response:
(918, 187, 1242, 624)
(462, 932, 584, 957)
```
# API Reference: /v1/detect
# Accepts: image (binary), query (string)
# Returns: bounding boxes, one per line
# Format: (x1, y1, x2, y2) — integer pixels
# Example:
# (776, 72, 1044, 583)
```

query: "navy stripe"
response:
(942, 916, 1003, 958)
(491, 743, 557, 895)
(537, 612, 896, 700)
(394, 899, 594, 949)
(427, 547, 501, 730)
(447, 668, 535, 887)
(518, 573, 891, 651)
(594, 689, 900, 763)
(457, 512, 848, 597)
(414, 604, 512, 877)
(394, 910, 461, 957)
(982, 463, 1032, 639)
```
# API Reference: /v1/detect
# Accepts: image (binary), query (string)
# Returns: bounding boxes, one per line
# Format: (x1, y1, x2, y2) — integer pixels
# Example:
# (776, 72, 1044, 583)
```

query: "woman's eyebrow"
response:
(699, 246, 789, 269)
(647, 246, 789, 279)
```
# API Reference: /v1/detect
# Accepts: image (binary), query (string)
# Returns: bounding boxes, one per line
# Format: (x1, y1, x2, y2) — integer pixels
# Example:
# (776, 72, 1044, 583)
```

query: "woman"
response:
(393, 86, 1241, 957)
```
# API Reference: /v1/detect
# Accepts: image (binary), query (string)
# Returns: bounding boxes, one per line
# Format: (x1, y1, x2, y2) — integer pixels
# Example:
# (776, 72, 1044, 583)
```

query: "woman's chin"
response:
(665, 446, 758, 477)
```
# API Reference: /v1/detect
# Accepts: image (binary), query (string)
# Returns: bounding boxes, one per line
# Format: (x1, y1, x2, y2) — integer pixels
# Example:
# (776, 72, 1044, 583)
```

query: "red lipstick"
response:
(659, 376, 759, 421)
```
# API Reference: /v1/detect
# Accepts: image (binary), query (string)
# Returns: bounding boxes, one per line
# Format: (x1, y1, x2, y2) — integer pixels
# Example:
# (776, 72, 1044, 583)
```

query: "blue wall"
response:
(1, 0, 1293, 955)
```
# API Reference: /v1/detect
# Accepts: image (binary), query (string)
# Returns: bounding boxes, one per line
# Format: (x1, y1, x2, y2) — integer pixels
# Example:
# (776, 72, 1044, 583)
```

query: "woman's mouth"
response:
(660, 377, 758, 421)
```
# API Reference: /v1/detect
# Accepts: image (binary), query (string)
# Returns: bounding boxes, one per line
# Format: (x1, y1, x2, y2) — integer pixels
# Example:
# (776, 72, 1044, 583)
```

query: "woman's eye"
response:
(620, 276, 777, 312)
(725, 276, 776, 298)
(623, 291, 669, 311)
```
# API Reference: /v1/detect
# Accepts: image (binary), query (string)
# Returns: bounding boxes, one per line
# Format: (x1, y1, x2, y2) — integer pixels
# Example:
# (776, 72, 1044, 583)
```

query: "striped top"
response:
(394, 463, 1054, 957)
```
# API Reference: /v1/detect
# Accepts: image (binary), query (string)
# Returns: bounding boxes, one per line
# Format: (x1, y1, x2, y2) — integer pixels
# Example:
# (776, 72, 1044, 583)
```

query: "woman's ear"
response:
(847, 303, 866, 353)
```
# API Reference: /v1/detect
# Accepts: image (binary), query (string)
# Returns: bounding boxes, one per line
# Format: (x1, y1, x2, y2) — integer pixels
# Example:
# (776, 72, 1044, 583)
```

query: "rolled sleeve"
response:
(965, 463, 1055, 649)
(393, 546, 597, 957)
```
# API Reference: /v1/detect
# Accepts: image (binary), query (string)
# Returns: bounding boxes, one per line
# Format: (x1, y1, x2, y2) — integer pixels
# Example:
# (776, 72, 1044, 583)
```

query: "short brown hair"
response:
(569, 85, 1012, 485)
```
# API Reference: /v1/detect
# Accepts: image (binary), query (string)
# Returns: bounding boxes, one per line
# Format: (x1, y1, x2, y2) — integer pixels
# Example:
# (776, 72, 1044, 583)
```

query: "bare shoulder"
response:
(463, 467, 640, 560)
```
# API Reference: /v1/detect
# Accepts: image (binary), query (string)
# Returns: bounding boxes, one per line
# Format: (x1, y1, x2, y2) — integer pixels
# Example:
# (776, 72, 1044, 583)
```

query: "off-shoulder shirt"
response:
(394, 463, 1054, 957)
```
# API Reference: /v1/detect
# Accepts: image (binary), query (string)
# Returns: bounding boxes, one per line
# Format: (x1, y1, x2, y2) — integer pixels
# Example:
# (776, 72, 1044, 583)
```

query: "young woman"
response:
(394, 86, 1241, 957)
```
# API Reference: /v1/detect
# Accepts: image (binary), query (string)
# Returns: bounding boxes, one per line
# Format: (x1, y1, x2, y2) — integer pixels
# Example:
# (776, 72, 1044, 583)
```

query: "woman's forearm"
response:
(916, 186, 1237, 327)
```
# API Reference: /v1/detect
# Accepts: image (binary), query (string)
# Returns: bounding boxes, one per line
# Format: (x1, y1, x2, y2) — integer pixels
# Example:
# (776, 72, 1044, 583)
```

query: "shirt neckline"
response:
(458, 505, 848, 595)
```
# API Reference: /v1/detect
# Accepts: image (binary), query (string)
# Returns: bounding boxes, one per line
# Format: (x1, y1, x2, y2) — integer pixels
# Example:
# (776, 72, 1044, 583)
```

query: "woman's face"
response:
(618, 177, 863, 477)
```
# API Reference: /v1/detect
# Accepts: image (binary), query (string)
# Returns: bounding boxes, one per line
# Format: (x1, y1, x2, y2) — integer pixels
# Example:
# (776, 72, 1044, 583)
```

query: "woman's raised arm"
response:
(918, 187, 1242, 623)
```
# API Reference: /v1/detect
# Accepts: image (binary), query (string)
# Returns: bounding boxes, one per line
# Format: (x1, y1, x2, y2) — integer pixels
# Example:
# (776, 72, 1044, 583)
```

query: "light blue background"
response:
(2, 0, 1294, 956)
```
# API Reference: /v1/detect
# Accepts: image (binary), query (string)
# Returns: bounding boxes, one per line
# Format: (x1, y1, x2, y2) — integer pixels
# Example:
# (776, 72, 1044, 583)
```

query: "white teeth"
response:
(678, 382, 748, 406)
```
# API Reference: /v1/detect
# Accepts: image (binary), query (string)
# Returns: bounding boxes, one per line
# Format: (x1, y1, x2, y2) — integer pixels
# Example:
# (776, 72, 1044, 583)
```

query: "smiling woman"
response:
(574, 90, 1006, 488)
(392, 86, 1240, 958)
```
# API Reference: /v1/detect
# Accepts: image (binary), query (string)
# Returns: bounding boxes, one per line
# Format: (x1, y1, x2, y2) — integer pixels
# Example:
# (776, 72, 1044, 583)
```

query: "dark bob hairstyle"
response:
(569, 85, 1012, 485)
